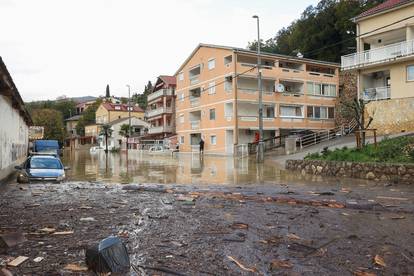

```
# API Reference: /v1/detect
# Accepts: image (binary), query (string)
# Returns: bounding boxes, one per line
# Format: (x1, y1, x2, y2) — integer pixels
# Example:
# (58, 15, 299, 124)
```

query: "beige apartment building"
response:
(146, 75, 176, 138)
(174, 44, 340, 155)
(341, 0, 414, 134)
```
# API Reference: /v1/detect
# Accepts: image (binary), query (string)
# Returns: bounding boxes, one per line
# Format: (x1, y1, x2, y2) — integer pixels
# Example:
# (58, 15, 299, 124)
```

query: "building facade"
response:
(95, 102, 145, 124)
(98, 117, 150, 150)
(146, 76, 176, 139)
(341, 0, 414, 134)
(0, 57, 32, 182)
(174, 44, 340, 155)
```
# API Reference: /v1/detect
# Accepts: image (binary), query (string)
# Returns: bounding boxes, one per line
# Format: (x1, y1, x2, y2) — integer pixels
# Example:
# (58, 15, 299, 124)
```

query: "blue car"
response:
(15, 154, 68, 183)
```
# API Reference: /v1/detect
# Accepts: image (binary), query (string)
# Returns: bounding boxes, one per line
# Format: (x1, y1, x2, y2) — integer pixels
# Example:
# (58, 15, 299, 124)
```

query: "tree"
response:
(31, 109, 65, 143)
(247, 0, 386, 62)
(132, 80, 153, 109)
(119, 124, 131, 138)
(342, 98, 374, 148)
(100, 124, 113, 153)
(76, 99, 102, 136)
(106, 84, 110, 98)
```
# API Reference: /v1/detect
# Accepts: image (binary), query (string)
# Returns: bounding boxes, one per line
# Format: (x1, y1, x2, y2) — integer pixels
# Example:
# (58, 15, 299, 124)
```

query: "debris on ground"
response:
(85, 236, 130, 274)
(7, 256, 29, 267)
(0, 232, 26, 252)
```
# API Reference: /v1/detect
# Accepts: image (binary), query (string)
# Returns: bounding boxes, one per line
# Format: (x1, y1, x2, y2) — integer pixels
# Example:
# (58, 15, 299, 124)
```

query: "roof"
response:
(0, 57, 32, 125)
(109, 116, 150, 127)
(354, 0, 414, 21)
(159, 75, 176, 86)
(101, 102, 144, 113)
(65, 114, 81, 121)
(174, 43, 340, 75)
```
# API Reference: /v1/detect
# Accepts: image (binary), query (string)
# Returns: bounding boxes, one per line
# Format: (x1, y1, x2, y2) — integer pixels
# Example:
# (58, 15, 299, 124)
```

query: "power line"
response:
(302, 15, 414, 57)
(151, 65, 258, 104)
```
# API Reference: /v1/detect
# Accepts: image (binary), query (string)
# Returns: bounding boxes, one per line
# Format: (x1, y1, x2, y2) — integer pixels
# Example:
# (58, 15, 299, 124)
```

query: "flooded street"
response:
(1, 150, 414, 275)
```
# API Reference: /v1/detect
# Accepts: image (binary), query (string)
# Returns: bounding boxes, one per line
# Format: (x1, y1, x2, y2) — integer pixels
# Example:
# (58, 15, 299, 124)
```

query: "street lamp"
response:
(253, 15, 264, 163)
(126, 84, 132, 151)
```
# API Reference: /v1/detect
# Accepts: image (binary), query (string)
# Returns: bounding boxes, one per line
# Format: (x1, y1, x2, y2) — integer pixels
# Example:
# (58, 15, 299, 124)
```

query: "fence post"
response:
(314, 133, 317, 145)
(327, 130, 330, 141)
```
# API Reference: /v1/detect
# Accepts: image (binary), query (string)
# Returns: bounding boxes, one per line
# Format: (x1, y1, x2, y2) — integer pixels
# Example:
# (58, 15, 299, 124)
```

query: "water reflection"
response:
(62, 150, 337, 186)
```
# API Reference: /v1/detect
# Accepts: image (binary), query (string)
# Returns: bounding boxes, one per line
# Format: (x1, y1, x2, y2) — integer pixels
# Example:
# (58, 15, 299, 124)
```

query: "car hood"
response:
(28, 169, 64, 178)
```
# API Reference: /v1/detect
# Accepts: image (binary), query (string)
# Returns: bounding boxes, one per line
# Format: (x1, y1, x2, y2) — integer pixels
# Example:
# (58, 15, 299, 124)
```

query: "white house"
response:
(99, 116, 150, 150)
(0, 57, 32, 182)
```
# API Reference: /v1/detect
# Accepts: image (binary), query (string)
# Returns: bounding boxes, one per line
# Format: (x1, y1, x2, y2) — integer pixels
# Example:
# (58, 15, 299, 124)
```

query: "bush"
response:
(305, 136, 414, 164)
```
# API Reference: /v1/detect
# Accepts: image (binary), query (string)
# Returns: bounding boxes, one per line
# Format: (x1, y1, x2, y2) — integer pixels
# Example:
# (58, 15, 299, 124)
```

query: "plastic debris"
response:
(85, 236, 130, 274)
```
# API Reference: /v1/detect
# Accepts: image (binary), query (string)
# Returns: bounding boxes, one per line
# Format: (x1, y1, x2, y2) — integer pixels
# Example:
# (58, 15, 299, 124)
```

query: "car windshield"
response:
(29, 158, 63, 169)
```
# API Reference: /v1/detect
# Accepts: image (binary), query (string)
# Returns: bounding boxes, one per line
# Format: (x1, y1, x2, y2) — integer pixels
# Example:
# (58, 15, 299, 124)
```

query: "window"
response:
(179, 114, 184, 124)
(208, 59, 216, 70)
(408, 65, 414, 81)
(307, 82, 336, 96)
(179, 93, 184, 102)
(178, 72, 184, 81)
(208, 82, 216, 94)
(209, 108, 216, 120)
(224, 76, 233, 92)
(210, 135, 217, 145)
(279, 106, 303, 117)
(224, 55, 233, 66)
(265, 106, 275, 118)
(180, 136, 184, 144)
(307, 106, 335, 119)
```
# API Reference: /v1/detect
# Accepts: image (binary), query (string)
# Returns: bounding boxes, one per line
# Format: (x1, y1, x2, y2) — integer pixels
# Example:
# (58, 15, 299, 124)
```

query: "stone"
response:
(366, 172, 376, 180)
(316, 166, 323, 173)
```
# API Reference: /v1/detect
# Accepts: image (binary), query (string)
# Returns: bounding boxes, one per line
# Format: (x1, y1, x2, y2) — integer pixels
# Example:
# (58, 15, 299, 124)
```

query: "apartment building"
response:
(175, 44, 340, 155)
(341, 0, 414, 134)
(146, 75, 176, 138)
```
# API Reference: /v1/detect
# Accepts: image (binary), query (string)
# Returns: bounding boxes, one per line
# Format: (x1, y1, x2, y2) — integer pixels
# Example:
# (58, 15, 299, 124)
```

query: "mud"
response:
(1, 181, 414, 275)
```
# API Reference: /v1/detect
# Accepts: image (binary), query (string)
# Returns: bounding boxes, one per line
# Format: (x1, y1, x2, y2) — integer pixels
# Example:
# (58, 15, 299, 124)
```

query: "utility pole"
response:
(253, 15, 264, 163)
(126, 84, 131, 151)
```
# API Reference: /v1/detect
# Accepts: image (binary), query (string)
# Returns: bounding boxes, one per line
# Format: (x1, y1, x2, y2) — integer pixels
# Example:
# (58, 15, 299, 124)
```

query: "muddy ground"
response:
(1, 181, 414, 276)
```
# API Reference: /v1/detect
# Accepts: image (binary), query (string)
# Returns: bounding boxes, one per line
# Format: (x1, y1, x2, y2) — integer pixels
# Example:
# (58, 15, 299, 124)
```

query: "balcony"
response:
(146, 107, 173, 118)
(341, 39, 414, 70)
(190, 121, 200, 130)
(360, 86, 391, 101)
(147, 89, 174, 102)
(148, 125, 173, 134)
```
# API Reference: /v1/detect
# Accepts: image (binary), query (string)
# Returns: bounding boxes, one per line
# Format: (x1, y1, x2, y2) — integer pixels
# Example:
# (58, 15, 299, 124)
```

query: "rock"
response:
(316, 166, 323, 173)
(366, 172, 376, 180)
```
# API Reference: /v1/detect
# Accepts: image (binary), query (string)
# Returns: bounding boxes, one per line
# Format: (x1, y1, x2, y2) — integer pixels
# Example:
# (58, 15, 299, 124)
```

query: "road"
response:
(0, 151, 414, 275)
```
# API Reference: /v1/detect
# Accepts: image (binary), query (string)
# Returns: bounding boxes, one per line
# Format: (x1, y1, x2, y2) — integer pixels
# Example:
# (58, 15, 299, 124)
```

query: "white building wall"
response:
(0, 95, 29, 181)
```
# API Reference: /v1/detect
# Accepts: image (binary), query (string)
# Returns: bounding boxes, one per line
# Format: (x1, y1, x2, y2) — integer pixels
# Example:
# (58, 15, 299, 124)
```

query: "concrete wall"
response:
(0, 95, 29, 182)
(366, 97, 414, 135)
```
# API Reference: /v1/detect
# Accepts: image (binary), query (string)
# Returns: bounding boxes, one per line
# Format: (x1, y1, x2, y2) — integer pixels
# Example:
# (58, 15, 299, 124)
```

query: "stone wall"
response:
(365, 97, 414, 136)
(336, 71, 357, 125)
(286, 159, 414, 183)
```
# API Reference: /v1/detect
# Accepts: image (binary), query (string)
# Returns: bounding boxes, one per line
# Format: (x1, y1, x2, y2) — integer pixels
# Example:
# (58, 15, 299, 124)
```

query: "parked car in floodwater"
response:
(15, 154, 69, 183)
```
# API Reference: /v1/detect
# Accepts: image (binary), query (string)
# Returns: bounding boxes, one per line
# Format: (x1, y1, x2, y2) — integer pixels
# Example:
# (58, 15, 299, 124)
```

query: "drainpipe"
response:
(233, 51, 238, 152)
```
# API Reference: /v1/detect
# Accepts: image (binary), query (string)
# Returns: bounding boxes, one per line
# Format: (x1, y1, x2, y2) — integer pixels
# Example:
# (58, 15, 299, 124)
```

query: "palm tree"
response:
(100, 124, 113, 153)
(119, 124, 131, 150)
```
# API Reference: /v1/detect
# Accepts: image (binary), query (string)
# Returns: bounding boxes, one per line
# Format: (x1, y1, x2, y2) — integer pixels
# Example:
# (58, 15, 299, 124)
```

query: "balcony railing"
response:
(147, 89, 174, 102)
(146, 107, 173, 118)
(360, 86, 391, 101)
(191, 121, 200, 130)
(148, 125, 173, 134)
(190, 75, 200, 85)
(238, 88, 274, 95)
(190, 97, 200, 107)
(342, 39, 414, 69)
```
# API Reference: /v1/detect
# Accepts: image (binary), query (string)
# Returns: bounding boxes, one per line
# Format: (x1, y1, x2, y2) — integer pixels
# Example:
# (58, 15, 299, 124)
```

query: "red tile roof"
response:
(356, 0, 413, 20)
(101, 103, 144, 112)
(159, 75, 176, 86)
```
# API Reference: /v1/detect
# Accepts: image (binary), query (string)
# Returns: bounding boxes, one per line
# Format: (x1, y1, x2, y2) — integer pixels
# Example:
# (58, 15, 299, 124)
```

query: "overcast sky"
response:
(1, 0, 319, 101)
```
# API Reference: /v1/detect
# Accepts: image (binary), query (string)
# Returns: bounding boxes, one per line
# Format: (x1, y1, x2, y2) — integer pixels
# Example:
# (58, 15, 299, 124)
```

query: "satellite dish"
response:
(276, 83, 285, 93)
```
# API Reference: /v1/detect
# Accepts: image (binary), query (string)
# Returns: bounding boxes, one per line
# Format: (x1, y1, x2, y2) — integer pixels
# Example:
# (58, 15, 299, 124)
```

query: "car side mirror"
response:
(64, 166, 71, 170)
(14, 165, 22, 170)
